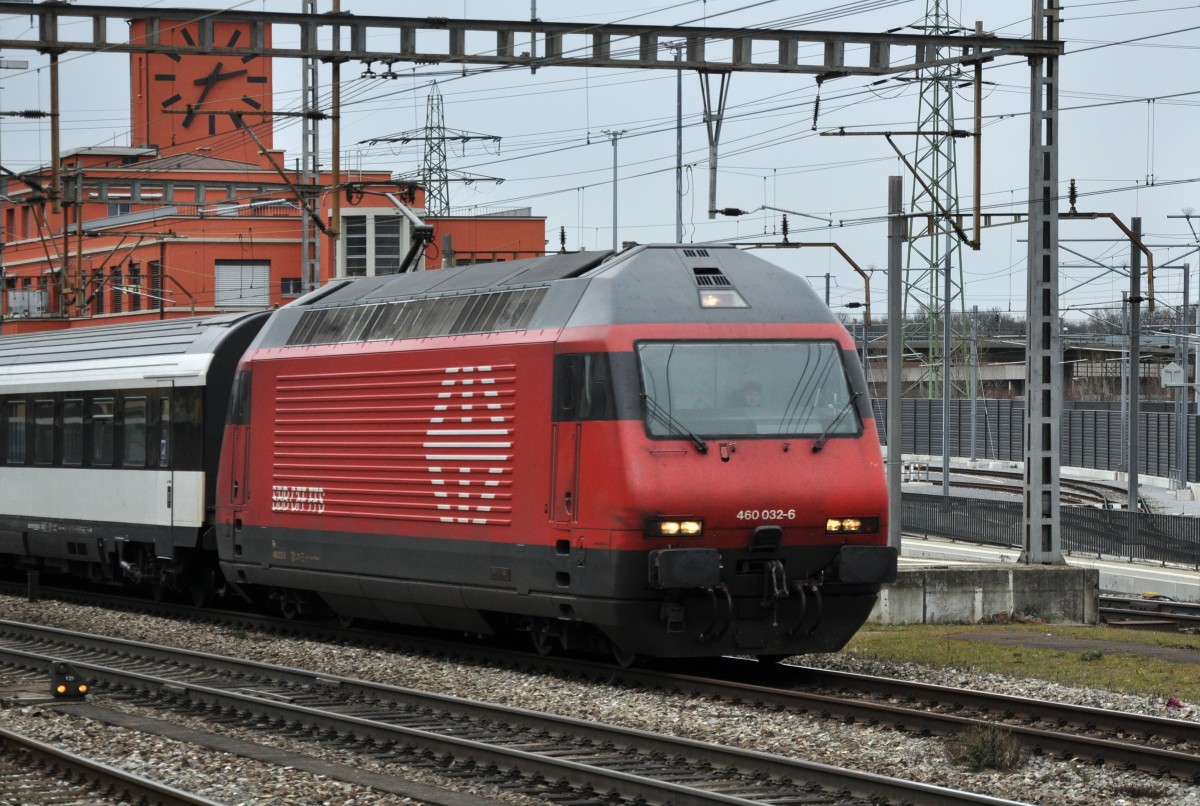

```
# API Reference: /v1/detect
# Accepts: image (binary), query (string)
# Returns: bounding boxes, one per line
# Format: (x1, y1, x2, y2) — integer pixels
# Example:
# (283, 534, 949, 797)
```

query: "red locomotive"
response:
(0, 245, 893, 662)
(214, 244, 893, 661)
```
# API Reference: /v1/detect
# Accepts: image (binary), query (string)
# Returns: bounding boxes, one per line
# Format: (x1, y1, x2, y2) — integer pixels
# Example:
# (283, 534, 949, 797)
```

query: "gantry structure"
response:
(0, 1, 1065, 563)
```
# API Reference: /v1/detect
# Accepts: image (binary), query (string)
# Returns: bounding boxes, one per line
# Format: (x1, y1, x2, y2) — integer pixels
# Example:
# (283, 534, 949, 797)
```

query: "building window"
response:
(374, 215, 403, 274)
(343, 216, 367, 277)
(91, 268, 105, 315)
(111, 266, 124, 313)
(150, 261, 163, 311)
(128, 263, 142, 311)
(33, 400, 54, 465)
(6, 400, 26, 464)
(107, 202, 131, 217)
(339, 211, 409, 277)
(92, 399, 114, 466)
(63, 399, 83, 466)
(215, 260, 271, 307)
(281, 277, 303, 297)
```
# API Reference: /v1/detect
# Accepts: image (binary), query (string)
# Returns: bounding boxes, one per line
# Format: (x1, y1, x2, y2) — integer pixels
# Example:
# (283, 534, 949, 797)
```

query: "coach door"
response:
(159, 395, 176, 551)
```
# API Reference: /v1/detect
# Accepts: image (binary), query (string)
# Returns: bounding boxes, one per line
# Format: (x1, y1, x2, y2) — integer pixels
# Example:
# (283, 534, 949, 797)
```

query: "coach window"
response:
(5, 400, 26, 464)
(123, 397, 147, 468)
(158, 397, 171, 467)
(92, 399, 114, 466)
(33, 400, 54, 465)
(63, 399, 83, 466)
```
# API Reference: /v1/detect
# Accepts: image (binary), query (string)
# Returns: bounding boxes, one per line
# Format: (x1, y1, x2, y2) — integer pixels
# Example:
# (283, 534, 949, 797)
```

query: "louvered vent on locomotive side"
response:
(285, 287, 548, 346)
(682, 248, 711, 258)
(692, 266, 732, 287)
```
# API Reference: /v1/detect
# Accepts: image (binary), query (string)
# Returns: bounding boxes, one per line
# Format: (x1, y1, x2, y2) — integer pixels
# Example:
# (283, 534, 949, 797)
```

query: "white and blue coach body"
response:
(0, 312, 267, 593)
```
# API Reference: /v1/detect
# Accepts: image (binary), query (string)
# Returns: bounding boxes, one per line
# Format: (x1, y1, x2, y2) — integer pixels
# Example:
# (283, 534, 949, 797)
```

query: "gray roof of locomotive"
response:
(256, 244, 839, 350)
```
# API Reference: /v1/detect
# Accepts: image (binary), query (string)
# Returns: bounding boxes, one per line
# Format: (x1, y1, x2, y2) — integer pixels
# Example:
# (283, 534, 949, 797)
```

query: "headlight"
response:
(646, 518, 704, 538)
(825, 517, 879, 534)
(698, 289, 748, 308)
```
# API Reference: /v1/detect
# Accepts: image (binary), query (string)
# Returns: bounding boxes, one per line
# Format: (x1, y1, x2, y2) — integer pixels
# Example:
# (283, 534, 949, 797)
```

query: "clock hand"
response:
(193, 62, 225, 88)
(183, 62, 225, 128)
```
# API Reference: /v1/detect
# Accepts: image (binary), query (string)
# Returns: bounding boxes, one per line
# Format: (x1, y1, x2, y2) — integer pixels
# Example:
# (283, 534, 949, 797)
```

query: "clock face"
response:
(150, 23, 271, 139)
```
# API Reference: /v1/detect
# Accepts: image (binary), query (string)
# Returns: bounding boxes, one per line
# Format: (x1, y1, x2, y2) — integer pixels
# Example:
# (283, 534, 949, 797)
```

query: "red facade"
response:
(0, 19, 545, 335)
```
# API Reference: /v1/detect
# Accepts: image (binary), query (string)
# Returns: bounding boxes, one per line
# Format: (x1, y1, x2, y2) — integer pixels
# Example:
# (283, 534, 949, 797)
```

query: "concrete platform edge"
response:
(870, 564, 1099, 626)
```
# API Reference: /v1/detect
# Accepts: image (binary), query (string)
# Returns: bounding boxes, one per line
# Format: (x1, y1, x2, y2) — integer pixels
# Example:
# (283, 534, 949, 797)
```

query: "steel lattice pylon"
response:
(903, 0, 969, 398)
(375, 82, 503, 217)
(421, 83, 450, 218)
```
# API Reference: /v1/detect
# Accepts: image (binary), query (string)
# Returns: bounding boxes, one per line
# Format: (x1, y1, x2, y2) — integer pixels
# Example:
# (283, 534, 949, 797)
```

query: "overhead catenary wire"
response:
(4, 0, 1199, 273)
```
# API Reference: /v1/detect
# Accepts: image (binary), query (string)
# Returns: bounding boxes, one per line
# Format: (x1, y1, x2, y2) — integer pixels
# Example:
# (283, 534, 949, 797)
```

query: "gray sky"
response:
(0, 0, 1197, 325)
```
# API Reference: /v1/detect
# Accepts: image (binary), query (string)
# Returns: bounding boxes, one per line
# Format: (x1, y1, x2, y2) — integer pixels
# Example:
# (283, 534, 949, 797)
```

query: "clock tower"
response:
(130, 19, 273, 157)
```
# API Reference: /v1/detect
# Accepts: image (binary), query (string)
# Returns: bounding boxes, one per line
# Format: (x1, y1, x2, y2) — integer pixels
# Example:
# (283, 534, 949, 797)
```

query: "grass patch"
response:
(944, 724, 1025, 772)
(840, 624, 1200, 702)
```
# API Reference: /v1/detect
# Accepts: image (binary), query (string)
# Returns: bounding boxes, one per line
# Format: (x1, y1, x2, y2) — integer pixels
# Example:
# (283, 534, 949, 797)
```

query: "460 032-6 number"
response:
(736, 509, 796, 521)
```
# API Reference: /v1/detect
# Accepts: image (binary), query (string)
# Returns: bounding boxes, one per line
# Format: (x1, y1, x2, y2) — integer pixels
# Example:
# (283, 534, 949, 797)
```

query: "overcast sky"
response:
(0, 0, 1197, 326)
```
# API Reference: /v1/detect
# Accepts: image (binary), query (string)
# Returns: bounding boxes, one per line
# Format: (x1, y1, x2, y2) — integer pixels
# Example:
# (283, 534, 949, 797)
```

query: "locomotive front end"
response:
(554, 245, 894, 661)
(613, 337, 892, 659)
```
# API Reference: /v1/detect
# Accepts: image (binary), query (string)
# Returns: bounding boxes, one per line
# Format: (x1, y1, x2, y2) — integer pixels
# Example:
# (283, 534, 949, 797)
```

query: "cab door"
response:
(551, 421, 581, 524)
(228, 370, 253, 509)
(229, 424, 250, 507)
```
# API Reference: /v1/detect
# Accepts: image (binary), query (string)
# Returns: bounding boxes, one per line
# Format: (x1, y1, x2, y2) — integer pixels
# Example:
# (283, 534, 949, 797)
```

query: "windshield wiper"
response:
(812, 392, 860, 453)
(641, 393, 709, 454)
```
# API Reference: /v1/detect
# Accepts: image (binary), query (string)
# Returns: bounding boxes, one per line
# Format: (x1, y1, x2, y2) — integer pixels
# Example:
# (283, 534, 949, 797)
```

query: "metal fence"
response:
(874, 398, 1196, 481)
(902, 493, 1200, 569)
(882, 398, 1200, 567)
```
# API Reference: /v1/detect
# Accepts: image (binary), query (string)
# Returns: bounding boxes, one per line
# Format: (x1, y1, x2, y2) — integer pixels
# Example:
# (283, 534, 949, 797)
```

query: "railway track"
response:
(752, 660, 1200, 776)
(1100, 594, 1200, 632)
(0, 619, 1028, 806)
(0, 724, 222, 806)
(596, 657, 1200, 783)
(914, 466, 1133, 510)
(4, 583, 1198, 801)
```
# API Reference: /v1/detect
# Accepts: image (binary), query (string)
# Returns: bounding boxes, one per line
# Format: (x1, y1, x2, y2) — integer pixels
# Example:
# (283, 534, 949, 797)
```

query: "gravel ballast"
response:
(0, 595, 1195, 806)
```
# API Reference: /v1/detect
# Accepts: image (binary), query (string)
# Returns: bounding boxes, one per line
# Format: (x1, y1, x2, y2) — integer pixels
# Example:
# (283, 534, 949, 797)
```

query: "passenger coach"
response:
(0, 313, 267, 601)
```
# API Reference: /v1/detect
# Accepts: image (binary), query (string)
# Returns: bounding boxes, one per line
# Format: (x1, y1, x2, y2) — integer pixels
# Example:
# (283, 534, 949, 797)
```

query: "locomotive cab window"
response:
(553, 353, 616, 421)
(636, 340, 860, 439)
(229, 371, 252, 425)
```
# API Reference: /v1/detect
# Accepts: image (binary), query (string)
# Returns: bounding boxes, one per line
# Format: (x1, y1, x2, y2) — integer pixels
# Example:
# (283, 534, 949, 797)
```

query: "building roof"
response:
(95, 152, 267, 173)
(61, 146, 158, 160)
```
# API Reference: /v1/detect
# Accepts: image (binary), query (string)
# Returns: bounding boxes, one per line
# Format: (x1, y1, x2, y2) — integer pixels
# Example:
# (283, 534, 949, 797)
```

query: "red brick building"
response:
(0, 17, 546, 334)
